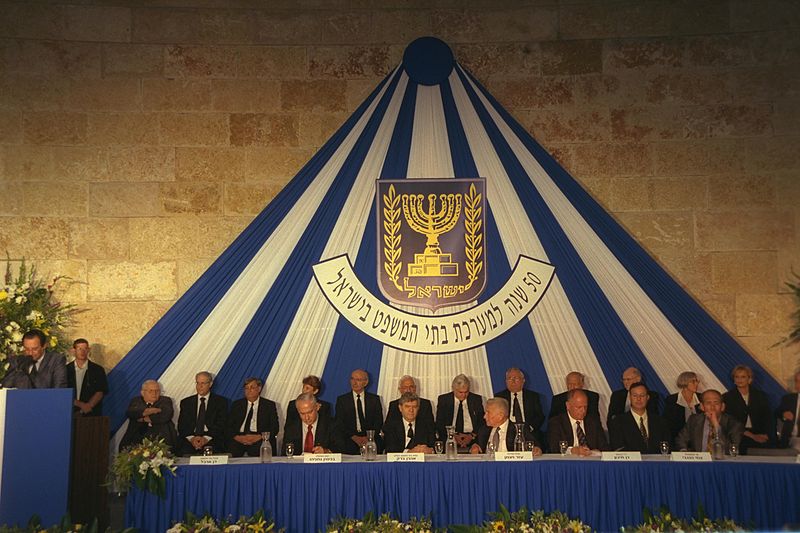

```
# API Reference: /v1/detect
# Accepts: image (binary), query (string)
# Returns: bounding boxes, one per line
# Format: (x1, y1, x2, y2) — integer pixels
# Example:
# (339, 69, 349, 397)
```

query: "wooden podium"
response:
(70, 415, 110, 529)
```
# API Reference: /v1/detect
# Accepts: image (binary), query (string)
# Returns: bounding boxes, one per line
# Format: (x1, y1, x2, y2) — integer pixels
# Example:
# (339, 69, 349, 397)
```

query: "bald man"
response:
(385, 375, 434, 428)
(547, 389, 608, 455)
(334, 369, 384, 454)
(548, 372, 600, 419)
(607, 367, 661, 425)
(119, 380, 177, 452)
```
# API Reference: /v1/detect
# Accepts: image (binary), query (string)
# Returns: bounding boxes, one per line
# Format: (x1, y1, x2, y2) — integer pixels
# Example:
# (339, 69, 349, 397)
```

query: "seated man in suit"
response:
(547, 389, 608, 455)
(176, 371, 228, 455)
(1, 329, 68, 389)
(607, 367, 660, 425)
(609, 382, 671, 453)
(548, 371, 600, 419)
(435, 374, 485, 450)
(777, 370, 800, 451)
(334, 369, 383, 454)
(470, 397, 542, 455)
(722, 365, 774, 453)
(119, 380, 177, 452)
(283, 392, 337, 454)
(285, 375, 331, 431)
(675, 389, 743, 454)
(384, 392, 436, 453)
(66, 338, 108, 416)
(226, 377, 279, 457)
(385, 375, 434, 429)
(494, 367, 545, 440)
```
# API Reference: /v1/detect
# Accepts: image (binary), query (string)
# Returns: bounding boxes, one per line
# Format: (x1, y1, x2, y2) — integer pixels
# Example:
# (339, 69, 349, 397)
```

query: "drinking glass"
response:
(559, 440, 569, 456)
(525, 441, 535, 452)
(729, 443, 738, 458)
(486, 440, 497, 456)
(659, 441, 670, 456)
(434, 440, 444, 454)
(285, 442, 295, 459)
(202, 446, 213, 456)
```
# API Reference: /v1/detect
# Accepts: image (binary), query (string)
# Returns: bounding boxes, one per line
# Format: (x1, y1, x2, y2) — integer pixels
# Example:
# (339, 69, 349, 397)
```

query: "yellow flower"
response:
(49, 336, 58, 348)
(0, 290, 7, 300)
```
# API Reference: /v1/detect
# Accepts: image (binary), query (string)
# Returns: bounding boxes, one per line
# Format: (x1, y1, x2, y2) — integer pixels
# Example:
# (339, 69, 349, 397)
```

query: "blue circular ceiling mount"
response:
(402, 37, 455, 86)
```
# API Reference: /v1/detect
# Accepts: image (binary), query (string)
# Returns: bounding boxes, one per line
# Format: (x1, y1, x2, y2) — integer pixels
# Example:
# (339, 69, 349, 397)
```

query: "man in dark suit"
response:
(548, 371, 600, 420)
(675, 389, 743, 453)
(777, 370, 800, 450)
(547, 389, 608, 455)
(334, 369, 383, 455)
(226, 377, 279, 457)
(119, 380, 177, 452)
(607, 367, 660, 425)
(435, 374, 485, 449)
(470, 397, 542, 455)
(383, 392, 436, 453)
(385, 375, 434, 429)
(609, 382, 671, 453)
(176, 371, 228, 455)
(494, 367, 545, 439)
(283, 393, 338, 455)
(66, 338, 108, 416)
(1, 329, 68, 389)
(722, 365, 774, 453)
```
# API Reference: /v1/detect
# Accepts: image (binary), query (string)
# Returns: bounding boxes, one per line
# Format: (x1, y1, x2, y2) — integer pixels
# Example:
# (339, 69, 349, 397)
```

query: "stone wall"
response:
(0, 0, 798, 386)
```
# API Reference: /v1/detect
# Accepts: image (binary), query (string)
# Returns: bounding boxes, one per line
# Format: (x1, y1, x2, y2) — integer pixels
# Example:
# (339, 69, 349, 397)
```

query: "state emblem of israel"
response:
(376, 178, 487, 311)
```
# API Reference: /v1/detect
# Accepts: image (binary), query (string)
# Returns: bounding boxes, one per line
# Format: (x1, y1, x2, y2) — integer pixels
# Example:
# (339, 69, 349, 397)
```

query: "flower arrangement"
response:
(108, 437, 177, 498)
(167, 510, 281, 533)
(0, 514, 135, 533)
(326, 512, 437, 533)
(620, 506, 746, 532)
(0, 259, 78, 379)
(450, 505, 590, 533)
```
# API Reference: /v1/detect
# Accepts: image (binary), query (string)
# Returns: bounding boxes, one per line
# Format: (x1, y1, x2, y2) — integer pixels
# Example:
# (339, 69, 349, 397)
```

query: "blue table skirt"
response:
(126, 455, 800, 533)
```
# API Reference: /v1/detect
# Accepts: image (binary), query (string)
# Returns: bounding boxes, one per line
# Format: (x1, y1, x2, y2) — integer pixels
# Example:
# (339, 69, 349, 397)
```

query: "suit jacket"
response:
(548, 389, 600, 419)
(435, 392, 485, 443)
(383, 415, 437, 453)
(227, 396, 279, 452)
(547, 412, 608, 452)
(285, 398, 332, 432)
(282, 412, 338, 455)
(674, 412, 743, 452)
(385, 397, 434, 428)
(474, 419, 539, 453)
(777, 392, 799, 447)
(607, 388, 661, 425)
(66, 360, 108, 416)
(119, 395, 177, 451)
(2, 352, 68, 389)
(663, 392, 701, 442)
(722, 387, 773, 438)
(494, 388, 545, 432)
(334, 391, 384, 454)
(608, 411, 672, 453)
(177, 393, 229, 445)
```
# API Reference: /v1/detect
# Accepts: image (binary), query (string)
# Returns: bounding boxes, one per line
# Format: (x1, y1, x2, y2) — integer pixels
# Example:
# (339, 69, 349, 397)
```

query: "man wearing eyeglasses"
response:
(609, 382, 671, 453)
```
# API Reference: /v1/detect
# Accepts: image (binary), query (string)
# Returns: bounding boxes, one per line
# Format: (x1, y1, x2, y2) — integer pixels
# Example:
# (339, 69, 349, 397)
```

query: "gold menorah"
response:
(401, 193, 462, 254)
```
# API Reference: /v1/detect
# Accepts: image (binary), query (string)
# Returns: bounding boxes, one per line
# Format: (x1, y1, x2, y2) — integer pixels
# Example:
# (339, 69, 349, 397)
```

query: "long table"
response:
(125, 454, 800, 532)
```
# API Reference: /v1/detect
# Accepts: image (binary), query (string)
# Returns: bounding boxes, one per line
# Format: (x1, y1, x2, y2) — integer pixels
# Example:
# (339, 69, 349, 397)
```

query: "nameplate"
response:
(189, 455, 229, 465)
(494, 451, 532, 462)
(303, 453, 342, 463)
(671, 451, 711, 462)
(601, 451, 641, 462)
(387, 453, 425, 462)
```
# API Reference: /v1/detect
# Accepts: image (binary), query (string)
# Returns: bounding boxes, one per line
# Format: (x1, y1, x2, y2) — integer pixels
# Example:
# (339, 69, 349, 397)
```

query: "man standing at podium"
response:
(1, 329, 67, 389)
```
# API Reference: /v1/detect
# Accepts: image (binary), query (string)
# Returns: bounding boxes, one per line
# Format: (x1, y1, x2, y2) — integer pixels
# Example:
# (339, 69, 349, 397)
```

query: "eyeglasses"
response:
(630, 393, 648, 399)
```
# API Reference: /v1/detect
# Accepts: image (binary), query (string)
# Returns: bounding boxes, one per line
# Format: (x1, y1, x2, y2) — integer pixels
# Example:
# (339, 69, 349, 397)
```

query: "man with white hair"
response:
(435, 374, 485, 449)
(119, 379, 177, 452)
(385, 375, 434, 428)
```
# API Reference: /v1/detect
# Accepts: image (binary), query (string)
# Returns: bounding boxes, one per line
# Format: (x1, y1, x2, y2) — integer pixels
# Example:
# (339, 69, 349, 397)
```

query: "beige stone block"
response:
(656, 250, 713, 297)
(63, 5, 131, 43)
(695, 210, 795, 251)
(711, 251, 778, 294)
(346, 79, 383, 113)
(518, 108, 610, 143)
(224, 182, 282, 215)
(614, 212, 693, 255)
(20, 182, 87, 217)
(67, 79, 141, 112)
(103, 43, 164, 77)
(142, 79, 213, 111)
(541, 40, 602, 76)
(175, 147, 246, 182)
(108, 147, 175, 182)
(744, 136, 800, 173)
(685, 34, 753, 69)
(4, 40, 102, 78)
(164, 45, 238, 78)
(158, 113, 229, 146)
(245, 146, 315, 182)
(453, 43, 541, 82)
(560, 2, 670, 39)
(87, 113, 160, 145)
(281, 80, 346, 113)
(53, 147, 109, 182)
(569, 143, 653, 178)
(237, 46, 306, 79)
(607, 178, 649, 212)
(87, 260, 177, 301)
(726, 66, 799, 104)
(545, 144, 574, 175)
(160, 182, 222, 214)
(644, 72, 732, 106)
(177, 258, 214, 295)
(89, 182, 161, 217)
(128, 216, 252, 260)
(23, 111, 87, 145)
(230, 113, 298, 147)
(3, 145, 55, 181)
(738, 336, 784, 380)
(68, 218, 130, 260)
(774, 172, 800, 208)
(0, 4, 65, 40)
(776, 246, 800, 294)
(431, 7, 557, 43)
(210, 80, 281, 113)
(308, 46, 395, 79)
(695, 293, 737, 333)
(603, 38, 685, 72)
(736, 293, 795, 336)
(572, 73, 648, 108)
(297, 112, 348, 148)
(4, 76, 70, 111)
(574, 177, 611, 207)
(652, 140, 747, 176)
(255, 10, 372, 44)
(32, 259, 88, 305)
(370, 11, 432, 44)
(751, 30, 800, 67)
(773, 100, 800, 135)
(132, 8, 258, 44)
(0, 218, 70, 259)
(0, 111, 21, 143)
(730, 0, 800, 31)
(648, 177, 707, 211)
(0, 181, 23, 215)
(707, 176, 775, 209)
(492, 78, 574, 109)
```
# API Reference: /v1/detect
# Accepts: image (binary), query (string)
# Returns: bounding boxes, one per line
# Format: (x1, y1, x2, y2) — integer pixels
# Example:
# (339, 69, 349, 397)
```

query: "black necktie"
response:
(406, 423, 414, 449)
(28, 361, 38, 387)
(356, 394, 365, 432)
(512, 393, 523, 423)
(195, 397, 207, 435)
(576, 421, 588, 447)
(455, 400, 465, 433)
(243, 402, 254, 433)
(639, 416, 648, 442)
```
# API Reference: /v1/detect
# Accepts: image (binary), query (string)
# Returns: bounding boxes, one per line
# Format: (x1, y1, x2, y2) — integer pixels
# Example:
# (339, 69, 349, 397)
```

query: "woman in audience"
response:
(663, 371, 702, 443)
(722, 365, 774, 453)
(284, 375, 331, 430)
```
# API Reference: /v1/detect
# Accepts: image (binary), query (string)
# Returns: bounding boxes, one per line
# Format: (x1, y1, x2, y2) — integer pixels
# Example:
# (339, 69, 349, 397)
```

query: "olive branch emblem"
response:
(464, 183, 483, 290)
(383, 184, 403, 291)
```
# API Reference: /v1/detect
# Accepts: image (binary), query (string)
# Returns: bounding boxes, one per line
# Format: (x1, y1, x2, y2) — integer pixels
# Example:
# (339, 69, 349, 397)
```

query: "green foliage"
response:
(450, 504, 591, 533)
(0, 514, 135, 533)
(167, 509, 281, 533)
(108, 437, 177, 498)
(781, 271, 800, 346)
(621, 505, 747, 532)
(326, 512, 437, 533)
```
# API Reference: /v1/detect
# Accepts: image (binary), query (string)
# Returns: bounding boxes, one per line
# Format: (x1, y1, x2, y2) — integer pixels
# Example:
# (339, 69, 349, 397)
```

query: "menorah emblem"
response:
(402, 193, 462, 277)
